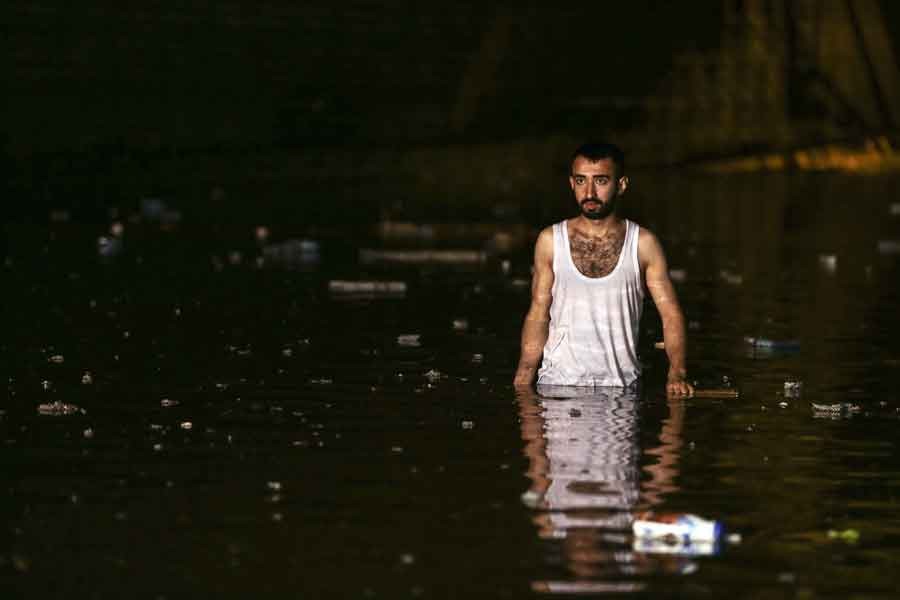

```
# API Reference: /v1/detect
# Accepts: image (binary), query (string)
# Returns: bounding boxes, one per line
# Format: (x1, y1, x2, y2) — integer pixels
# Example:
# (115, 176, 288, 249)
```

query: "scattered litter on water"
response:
(160, 399, 179, 408)
(812, 402, 861, 416)
(423, 369, 442, 382)
(400, 553, 415, 565)
(778, 401, 789, 408)
(391, 446, 404, 454)
(110, 221, 124, 237)
(509, 278, 530, 289)
(877, 240, 900, 255)
(97, 236, 122, 258)
(669, 268, 687, 282)
(266, 481, 282, 491)
(255, 226, 270, 243)
(397, 334, 421, 347)
(328, 280, 406, 298)
(744, 336, 801, 352)
(719, 269, 743, 285)
(461, 420, 475, 429)
(818, 254, 837, 272)
(37, 401, 85, 416)
(359, 249, 486, 265)
(83, 428, 94, 438)
(153, 443, 163, 451)
(310, 378, 333, 385)
(180, 421, 193, 430)
(500, 259, 511, 275)
(452, 318, 469, 331)
(827, 529, 860, 543)
(81, 372, 93, 385)
(48, 354, 64, 364)
(890, 203, 900, 216)
(262, 239, 320, 266)
(784, 379, 803, 398)
(471, 353, 484, 363)
(282, 348, 293, 357)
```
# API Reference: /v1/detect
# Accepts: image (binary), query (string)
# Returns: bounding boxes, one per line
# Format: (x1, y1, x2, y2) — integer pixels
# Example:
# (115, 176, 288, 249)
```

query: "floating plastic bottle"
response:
(632, 512, 722, 547)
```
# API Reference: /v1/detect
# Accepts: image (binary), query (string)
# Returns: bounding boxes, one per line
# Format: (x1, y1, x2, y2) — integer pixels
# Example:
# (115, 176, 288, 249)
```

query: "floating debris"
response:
(328, 280, 406, 298)
(48, 354, 65, 364)
(97, 236, 122, 258)
(179, 421, 193, 430)
(890, 203, 900, 216)
(359, 249, 486, 265)
(423, 369, 442, 382)
(669, 268, 687, 283)
(266, 481, 282, 492)
(81, 372, 93, 385)
(160, 399, 179, 408)
(744, 336, 801, 352)
(812, 402, 861, 416)
(818, 254, 837, 273)
(37, 401, 86, 416)
(461, 420, 475, 429)
(719, 269, 743, 285)
(827, 529, 860, 543)
(262, 239, 320, 266)
(452, 318, 469, 331)
(83, 428, 94, 439)
(784, 379, 803, 398)
(877, 240, 900, 255)
(397, 334, 421, 347)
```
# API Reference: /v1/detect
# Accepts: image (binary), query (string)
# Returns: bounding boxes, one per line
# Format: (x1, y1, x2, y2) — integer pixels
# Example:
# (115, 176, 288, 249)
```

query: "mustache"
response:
(581, 199, 604, 206)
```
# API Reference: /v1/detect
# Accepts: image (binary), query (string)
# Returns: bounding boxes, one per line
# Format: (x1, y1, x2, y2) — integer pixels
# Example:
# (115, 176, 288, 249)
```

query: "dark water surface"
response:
(4, 171, 900, 598)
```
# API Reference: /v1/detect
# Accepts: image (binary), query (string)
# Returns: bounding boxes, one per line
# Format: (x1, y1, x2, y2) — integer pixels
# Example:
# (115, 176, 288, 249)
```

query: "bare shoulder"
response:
(534, 225, 555, 264)
(637, 225, 666, 269)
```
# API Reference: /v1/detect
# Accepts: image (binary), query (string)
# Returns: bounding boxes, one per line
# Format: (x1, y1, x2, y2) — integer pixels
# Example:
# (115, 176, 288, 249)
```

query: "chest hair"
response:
(568, 222, 626, 278)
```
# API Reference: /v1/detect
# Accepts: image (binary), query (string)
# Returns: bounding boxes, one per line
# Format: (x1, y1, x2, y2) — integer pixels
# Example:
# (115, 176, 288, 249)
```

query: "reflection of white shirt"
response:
(536, 385, 640, 531)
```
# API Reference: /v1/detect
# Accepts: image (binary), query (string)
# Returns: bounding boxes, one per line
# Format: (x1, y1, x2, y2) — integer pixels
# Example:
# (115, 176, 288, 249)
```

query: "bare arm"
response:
(513, 227, 554, 387)
(639, 229, 694, 397)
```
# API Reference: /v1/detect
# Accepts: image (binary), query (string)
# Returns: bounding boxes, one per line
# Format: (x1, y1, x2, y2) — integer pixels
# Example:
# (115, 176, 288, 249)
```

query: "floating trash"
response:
(890, 203, 900, 216)
(83, 428, 94, 439)
(818, 254, 837, 273)
(359, 249, 486, 265)
(81, 372, 93, 385)
(811, 402, 861, 416)
(160, 399, 179, 408)
(784, 379, 803, 398)
(328, 280, 406, 298)
(669, 268, 687, 283)
(262, 239, 320, 266)
(452, 318, 469, 331)
(461, 420, 475, 429)
(48, 355, 64, 364)
(719, 269, 743, 285)
(397, 334, 421, 347)
(97, 236, 122, 258)
(827, 529, 860, 543)
(266, 481, 282, 492)
(423, 369, 442, 382)
(179, 421, 193, 430)
(110, 221, 124, 237)
(471, 353, 484, 363)
(877, 240, 900, 255)
(37, 401, 86, 416)
(632, 512, 724, 556)
(744, 336, 801, 353)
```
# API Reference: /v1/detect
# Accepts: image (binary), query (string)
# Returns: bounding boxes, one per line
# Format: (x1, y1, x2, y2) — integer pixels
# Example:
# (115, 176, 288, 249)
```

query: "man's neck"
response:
(572, 214, 622, 237)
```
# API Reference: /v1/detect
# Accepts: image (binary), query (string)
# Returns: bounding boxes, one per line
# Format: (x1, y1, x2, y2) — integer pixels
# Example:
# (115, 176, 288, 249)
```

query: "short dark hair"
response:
(571, 142, 625, 177)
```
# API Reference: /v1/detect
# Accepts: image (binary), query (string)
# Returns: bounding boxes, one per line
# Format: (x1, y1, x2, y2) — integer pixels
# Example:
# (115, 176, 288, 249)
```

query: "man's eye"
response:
(575, 177, 585, 184)
(594, 177, 609, 184)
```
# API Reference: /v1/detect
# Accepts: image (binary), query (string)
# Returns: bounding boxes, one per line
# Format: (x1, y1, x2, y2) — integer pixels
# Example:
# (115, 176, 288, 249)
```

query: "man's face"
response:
(569, 157, 628, 220)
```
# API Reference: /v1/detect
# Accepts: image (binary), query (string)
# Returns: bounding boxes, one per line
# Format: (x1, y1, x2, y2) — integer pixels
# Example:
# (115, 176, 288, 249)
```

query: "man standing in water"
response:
(513, 142, 694, 397)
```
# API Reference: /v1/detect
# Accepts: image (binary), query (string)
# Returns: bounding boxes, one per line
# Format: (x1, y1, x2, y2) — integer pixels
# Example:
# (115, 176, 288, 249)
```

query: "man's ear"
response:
(568, 176, 576, 191)
(617, 176, 629, 195)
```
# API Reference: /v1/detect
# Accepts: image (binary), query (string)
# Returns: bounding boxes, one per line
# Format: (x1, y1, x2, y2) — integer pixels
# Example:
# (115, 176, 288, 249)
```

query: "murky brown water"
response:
(4, 170, 900, 598)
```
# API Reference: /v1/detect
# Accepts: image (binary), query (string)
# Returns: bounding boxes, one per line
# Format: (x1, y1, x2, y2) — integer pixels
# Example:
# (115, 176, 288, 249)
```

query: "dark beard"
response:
(580, 196, 617, 220)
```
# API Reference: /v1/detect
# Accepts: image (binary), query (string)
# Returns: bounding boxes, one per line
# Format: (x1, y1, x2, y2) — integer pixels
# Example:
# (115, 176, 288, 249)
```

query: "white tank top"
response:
(537, 219, 645, 387)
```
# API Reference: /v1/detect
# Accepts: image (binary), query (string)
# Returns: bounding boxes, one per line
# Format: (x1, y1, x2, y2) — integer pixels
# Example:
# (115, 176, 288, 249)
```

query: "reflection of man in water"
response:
(513, 142, 693, 396)
(517, 385, 686, 592)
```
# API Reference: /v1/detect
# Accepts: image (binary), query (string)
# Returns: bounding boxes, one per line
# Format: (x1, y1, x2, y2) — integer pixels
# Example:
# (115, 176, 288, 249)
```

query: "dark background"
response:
(5, 1, 900, 225)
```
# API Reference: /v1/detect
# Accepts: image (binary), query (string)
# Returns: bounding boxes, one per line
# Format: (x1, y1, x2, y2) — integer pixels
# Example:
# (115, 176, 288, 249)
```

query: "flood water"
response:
(4, 170, 900, 598)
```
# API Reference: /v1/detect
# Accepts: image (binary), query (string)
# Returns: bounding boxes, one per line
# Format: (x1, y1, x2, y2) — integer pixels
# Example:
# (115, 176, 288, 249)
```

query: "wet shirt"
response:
(537, 219, 645, 387)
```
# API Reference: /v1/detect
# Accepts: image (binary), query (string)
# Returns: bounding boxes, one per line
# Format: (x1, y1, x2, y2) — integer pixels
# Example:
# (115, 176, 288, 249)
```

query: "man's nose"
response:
(586, 184, 596, 198)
